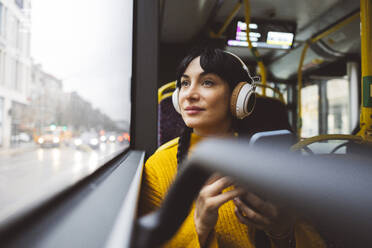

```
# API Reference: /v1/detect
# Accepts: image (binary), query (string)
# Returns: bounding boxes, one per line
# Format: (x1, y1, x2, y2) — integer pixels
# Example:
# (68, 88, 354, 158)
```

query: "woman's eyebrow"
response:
(200, 72, 217, 78)
(182, 72, 213, 78)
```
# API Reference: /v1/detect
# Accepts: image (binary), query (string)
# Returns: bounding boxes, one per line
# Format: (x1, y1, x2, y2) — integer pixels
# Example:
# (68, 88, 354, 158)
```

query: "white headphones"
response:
(172, 51, 257, 119)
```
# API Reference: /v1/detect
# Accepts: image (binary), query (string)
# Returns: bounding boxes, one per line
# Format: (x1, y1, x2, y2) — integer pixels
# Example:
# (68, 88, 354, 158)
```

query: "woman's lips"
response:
(184, 106, 204, 114)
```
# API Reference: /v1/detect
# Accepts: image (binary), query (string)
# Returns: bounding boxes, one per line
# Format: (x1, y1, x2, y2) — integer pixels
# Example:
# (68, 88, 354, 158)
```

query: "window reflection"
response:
(0, 0, 132, 217)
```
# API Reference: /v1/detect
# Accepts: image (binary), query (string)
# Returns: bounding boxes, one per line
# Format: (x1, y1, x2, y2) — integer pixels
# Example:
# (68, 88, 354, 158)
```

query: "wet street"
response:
(0, 142, 129, 223)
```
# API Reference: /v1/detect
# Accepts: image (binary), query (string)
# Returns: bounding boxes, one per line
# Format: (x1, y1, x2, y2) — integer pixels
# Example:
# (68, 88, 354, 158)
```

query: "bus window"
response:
(301, 76, 351, 139)
(277, 83, 289, 105)
(326, 78, 350, 134)
(0, 0, 132, 224)
(301, 84, 319, 137)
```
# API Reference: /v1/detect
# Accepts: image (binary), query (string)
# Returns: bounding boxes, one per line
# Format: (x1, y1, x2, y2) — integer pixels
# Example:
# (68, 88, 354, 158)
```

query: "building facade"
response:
(0, 0, 32, 148)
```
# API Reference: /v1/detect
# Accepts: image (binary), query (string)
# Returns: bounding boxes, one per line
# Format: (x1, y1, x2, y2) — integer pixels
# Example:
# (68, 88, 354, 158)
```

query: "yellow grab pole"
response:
(257, 62, 267, 95)
(360, 0, 372, 141)
(255, 83, 286, 104)
(311, 13, 360, 43)
(243, 0, 267, 96)
(215, 1, 242, 38)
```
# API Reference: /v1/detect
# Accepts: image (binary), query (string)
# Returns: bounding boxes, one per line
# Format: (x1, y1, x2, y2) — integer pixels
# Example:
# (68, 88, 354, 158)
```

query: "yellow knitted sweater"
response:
(138, 133, 326, 248)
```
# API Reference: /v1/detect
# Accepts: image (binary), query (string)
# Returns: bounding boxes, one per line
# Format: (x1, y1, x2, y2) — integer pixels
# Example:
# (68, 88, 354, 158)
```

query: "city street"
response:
(0, 142, 129, 223)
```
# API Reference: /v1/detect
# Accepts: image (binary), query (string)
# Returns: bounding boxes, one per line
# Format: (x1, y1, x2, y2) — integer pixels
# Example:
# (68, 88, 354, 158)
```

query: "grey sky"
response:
(31, 0, 132, 122)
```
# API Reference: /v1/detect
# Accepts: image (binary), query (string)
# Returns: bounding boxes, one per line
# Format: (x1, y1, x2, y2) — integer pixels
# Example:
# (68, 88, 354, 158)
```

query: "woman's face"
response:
(178, 56, 232, 136)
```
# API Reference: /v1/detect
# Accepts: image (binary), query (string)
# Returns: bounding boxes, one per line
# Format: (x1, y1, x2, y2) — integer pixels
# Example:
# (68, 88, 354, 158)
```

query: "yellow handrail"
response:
(297, 12, 360, 138)
(158, 81, 176, 104)
(255, 83, 285, 104)
(311, 13, 360, 43)
(291, 134, 363, 152)
(210, 1, 242, 38)
(243, 0, 267, 96)
(359, 0, 372, 142)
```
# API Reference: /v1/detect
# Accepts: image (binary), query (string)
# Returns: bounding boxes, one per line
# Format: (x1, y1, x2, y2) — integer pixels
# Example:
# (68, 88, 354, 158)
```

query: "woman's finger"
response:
(205, 173, 222, 185)
(234, 197, 271, 226)
(203, 177, 234, 196)
(208, 188, 245, 208)
(240, 191, 277, 218)
(234, 207, 266, 230)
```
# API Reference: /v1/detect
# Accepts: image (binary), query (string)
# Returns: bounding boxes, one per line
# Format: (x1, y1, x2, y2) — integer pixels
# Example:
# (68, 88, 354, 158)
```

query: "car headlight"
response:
(109, 135, 115, 142)
(38, 137, 44, 144)
(53, 137, 60, 143)
(74, 139, 82, 146)
(100, 136, 107, 142)
(90, 138, 98, 146)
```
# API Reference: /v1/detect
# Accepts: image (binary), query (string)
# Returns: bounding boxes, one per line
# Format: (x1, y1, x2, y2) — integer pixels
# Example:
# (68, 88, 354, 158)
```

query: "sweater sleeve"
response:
(138, 150, 219, 248)
(162, 206, 219, 248)
(138, 155, 164, 217)
(269, 221, 327, 248)
(294, 221, 327, 248)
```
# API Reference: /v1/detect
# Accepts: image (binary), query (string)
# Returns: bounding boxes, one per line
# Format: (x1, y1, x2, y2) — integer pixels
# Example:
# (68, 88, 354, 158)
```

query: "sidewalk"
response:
(0, 143, 38, 156)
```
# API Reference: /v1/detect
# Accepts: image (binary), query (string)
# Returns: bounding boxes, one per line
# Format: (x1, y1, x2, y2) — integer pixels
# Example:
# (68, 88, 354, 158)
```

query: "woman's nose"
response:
(185, 84, 200, 100)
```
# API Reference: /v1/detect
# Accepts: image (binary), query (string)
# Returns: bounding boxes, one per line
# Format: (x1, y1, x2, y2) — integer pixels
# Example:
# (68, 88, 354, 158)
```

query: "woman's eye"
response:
(202, 80, 214, 87)
(180, 80, 190, 87)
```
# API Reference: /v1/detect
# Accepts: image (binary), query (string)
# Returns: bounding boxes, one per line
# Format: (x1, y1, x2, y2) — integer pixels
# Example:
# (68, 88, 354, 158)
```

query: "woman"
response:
(139, 47, 326, 248)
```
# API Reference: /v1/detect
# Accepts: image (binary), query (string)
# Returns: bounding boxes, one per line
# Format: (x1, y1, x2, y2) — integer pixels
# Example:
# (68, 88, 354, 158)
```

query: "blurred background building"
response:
(0, 0, 32, 148)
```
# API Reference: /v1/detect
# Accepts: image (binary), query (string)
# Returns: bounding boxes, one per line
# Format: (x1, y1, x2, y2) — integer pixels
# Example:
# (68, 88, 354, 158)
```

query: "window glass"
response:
(0, 97, 3, 146)
(275, 83, 289, 104)
(301, 84, 319, 138)
(326, 78, 349, 134)
(0, 50, 3, 85)
(15, 0, 23, 9)
(0, 3, 3, 34)
(0, 0, 132, 219)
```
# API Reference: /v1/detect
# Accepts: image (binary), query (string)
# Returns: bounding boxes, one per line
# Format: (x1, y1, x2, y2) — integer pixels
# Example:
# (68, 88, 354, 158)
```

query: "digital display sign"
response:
(227, 20, 296, 50)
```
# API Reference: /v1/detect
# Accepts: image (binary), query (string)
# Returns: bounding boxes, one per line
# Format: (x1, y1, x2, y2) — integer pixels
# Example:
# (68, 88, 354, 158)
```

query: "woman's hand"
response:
(234, 191, 295, 239)
(194, 174, 244, 246)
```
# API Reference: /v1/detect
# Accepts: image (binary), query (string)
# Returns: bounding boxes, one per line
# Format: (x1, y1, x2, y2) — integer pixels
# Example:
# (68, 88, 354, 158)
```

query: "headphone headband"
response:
(223, 51, 258, 85)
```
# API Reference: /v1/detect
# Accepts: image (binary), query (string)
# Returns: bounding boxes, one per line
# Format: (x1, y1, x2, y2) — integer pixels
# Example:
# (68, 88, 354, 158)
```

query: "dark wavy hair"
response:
(176, 47, 253, 92)
(176, 47, 255, 170)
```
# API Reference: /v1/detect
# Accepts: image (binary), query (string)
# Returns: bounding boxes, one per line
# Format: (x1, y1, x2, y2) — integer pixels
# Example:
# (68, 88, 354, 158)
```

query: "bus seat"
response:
(158, 82, 184, 146)
(237, 96, 294, 137)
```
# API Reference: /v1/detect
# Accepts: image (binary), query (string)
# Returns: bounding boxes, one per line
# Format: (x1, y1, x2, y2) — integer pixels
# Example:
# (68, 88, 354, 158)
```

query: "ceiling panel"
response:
(215, 0, 340, 31)
(161, 0, 218, 42)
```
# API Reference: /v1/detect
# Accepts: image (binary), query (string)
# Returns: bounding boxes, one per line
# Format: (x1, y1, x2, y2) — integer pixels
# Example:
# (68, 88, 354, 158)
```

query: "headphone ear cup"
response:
(230, 82, 256, 119)
(172, 87, 181, 114)
(230, 82, 245, 118)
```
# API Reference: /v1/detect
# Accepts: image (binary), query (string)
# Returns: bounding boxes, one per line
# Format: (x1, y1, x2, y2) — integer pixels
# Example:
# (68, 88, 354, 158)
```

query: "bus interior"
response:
(1, 0, 372, 247)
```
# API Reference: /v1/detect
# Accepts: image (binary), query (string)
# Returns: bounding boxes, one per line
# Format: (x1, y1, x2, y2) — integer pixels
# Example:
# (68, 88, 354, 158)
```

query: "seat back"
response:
(158, 82, 184, 146)
(237, 96, 293, 137)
